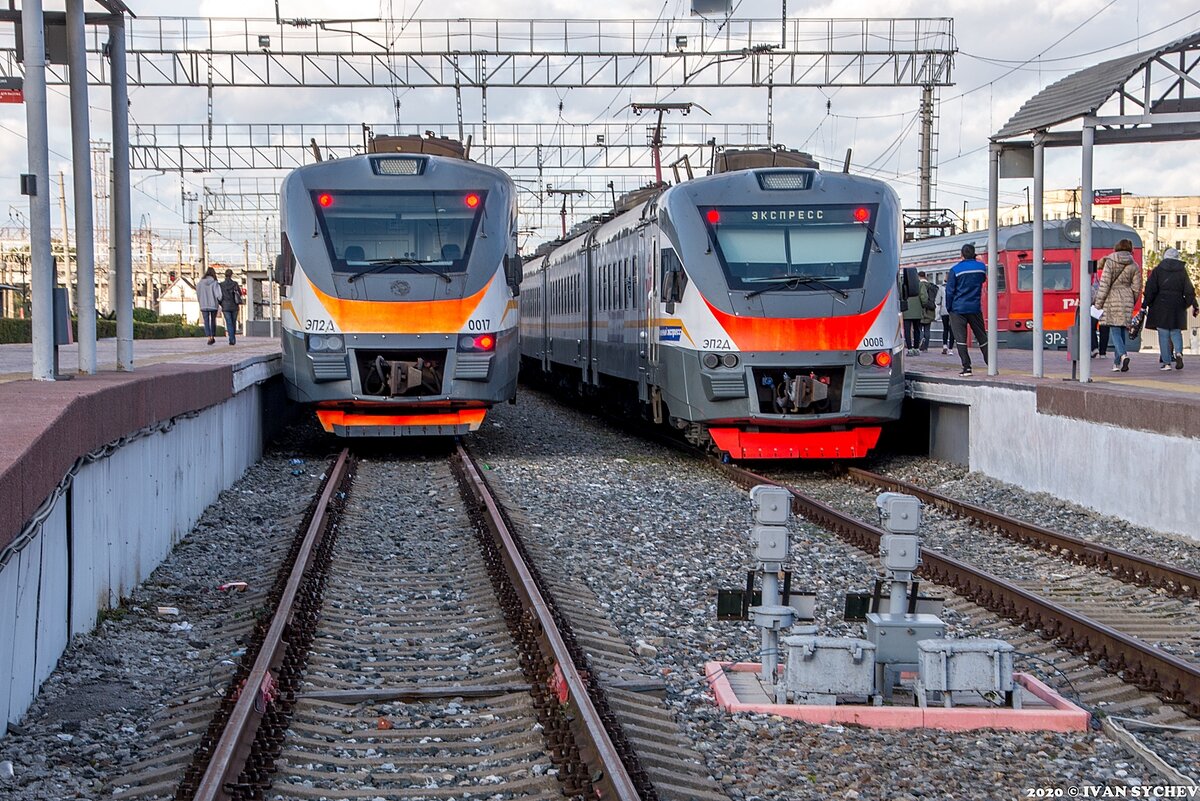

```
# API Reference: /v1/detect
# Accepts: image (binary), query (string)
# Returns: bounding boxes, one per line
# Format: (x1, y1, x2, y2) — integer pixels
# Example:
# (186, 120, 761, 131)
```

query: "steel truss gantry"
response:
(131, 121, 770, 172)
(1, 15, 955, 89)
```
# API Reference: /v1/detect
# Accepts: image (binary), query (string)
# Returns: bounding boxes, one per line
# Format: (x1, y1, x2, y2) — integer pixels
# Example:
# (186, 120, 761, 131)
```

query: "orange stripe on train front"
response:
(702, 296, 888, 351)
(307, 276, 493, 333)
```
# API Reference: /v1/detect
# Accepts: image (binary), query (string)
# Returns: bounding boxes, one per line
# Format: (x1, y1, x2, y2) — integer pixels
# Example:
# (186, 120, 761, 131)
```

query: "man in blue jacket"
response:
(945, 243, 989, 377)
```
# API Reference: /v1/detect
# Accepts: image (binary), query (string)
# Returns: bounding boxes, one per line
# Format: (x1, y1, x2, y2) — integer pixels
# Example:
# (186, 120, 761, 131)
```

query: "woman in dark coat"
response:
(1144, 247, 1198, 370)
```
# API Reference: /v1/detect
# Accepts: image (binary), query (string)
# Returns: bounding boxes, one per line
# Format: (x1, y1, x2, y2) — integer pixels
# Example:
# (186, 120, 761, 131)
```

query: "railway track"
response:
(107, 443, 730, 801)
(843, 467, 1200, 599)
(712, 461, 1200, 722)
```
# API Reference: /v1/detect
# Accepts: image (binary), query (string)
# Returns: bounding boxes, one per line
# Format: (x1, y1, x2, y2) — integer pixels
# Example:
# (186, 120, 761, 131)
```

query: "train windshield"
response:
(702, 204, 876, 291)
(311, 190, 486, 275)
(1017, 261, 1074, 292)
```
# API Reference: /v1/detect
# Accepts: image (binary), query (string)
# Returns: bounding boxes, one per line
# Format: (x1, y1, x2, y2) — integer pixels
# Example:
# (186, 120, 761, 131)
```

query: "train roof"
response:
(283, 152, 511, 188)
(900, 219, 1141, 265)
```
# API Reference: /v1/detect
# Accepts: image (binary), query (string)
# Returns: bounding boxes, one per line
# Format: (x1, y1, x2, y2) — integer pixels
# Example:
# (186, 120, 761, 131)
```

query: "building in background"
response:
(157, 276, 199, 323)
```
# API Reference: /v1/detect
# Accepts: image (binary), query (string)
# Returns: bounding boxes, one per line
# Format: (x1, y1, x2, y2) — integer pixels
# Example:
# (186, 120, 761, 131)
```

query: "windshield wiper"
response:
(347, 257, 452, 284)
(745, 276, 849, 300)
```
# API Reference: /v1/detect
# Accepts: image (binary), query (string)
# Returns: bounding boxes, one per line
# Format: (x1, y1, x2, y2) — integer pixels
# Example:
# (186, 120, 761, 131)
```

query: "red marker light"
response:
(318, 193, 333, 207)
(465, 193, 481, 208)
(474, 334, 495, 350)
(874, 351, 892, 368)
(706, 209, 720, 224)
(853, 206, 870, 222)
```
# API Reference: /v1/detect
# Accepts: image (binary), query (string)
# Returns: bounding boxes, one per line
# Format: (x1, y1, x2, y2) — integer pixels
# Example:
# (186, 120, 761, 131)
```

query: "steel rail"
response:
(845, 467, 1200, 598)
(453, 442, 643, 801)
(718, 461, 1200, 718)
(191, 448, 351, 801)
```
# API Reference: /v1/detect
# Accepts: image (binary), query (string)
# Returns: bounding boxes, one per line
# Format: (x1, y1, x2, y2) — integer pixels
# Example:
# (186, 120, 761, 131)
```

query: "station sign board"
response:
(0, 76, 23, 104)
(1094, 188, 1123, 205)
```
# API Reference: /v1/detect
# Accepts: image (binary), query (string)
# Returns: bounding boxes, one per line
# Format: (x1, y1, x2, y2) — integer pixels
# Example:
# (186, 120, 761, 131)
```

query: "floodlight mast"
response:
(629, 102, 710, 185)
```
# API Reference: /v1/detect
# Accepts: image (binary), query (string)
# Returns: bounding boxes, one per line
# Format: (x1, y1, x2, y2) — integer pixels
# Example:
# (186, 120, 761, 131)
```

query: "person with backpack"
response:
(1092, 239, 1142, 373)
(902, 271, 925, 356)
(945, 244, 988, 377)
(219, 269, 243, 345)
(918, 271, 937, 351)
(935, 278, 955, 355)
(1143, 247, 1198, 371)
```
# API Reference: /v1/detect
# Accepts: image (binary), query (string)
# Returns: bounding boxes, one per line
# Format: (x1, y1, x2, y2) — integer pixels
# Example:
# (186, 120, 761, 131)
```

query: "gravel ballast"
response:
(0, 452, 332, 801)
(470, 391, 1165, 801)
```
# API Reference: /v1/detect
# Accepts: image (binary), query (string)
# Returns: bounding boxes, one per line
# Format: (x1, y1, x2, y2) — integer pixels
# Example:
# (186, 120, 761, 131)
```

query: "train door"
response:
(584, 231, 598, 387)
(540, 266, 550, 372)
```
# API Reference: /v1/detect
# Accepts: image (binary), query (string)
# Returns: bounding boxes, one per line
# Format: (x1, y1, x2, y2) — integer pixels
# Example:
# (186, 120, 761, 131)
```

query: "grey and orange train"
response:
(275, 138, 522, 436)
(519, 153, 907, 459)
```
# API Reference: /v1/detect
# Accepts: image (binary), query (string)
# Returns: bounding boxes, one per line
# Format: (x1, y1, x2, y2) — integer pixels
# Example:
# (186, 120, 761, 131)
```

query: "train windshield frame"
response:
(701, 204, 878, 291)
(1016, 260, 1074, 292)
(310, 190, 487, 276)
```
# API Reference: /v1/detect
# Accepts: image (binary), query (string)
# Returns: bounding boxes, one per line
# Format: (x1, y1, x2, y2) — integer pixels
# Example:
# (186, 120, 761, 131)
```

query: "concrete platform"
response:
(0, 336, 281, 383)
(904, 346, 1199, 540)
(0, 337, 283, 732)
(705, 662, 1090, 732)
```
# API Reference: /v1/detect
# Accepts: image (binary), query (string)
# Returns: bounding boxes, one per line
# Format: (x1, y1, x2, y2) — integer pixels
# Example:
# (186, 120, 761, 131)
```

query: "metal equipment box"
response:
(781, 635, 876, 705)
(865, 613, 946, 664)
(915, 638, 1017, 708)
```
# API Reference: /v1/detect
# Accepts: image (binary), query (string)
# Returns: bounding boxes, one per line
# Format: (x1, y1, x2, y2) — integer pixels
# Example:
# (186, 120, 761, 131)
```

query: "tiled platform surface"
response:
(906, 345, 1200, 440)
(706, 662, 1090, 732)
(0, 338, 282, 554)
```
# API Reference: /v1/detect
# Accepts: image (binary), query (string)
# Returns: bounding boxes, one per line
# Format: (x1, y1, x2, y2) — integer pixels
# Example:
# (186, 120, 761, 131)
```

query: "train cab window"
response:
(1017, 261, 1073, 292)
(702, 204, 876, 291)
(310, 190, 485, 278)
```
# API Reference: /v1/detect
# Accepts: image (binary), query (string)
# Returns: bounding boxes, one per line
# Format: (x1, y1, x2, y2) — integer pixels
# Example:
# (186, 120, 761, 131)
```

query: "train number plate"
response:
(304, 318, 335, 332)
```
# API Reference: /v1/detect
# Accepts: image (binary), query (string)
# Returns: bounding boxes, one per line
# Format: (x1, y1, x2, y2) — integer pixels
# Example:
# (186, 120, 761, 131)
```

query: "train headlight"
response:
(307, 334, 345, 353)
(1025, 320, 1034, 329)
(721, 353, 739, 369)
(857, 351, 874, 366)
(874, 351, 892, 368)
(702, 352, 721, 369)
(457, 334, 496, 352)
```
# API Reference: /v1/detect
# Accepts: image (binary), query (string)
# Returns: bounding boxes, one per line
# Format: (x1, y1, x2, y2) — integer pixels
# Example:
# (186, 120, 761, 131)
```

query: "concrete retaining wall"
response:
(911, 379, 1198, 541)
(0, 365, 279, 732)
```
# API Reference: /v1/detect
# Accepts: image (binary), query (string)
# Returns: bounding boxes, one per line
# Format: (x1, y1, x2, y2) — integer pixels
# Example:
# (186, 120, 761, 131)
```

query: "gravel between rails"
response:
(470, 392, 1162, 801)
(0, 452, 335, 801)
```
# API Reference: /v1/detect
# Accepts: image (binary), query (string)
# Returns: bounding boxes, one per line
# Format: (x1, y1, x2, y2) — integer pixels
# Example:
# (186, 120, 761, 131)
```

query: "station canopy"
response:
(994, 31, 1200, 142)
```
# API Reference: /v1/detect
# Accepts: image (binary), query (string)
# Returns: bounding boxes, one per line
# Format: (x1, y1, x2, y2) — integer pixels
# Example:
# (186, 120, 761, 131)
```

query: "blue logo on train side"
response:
(659, 325, 682, 342)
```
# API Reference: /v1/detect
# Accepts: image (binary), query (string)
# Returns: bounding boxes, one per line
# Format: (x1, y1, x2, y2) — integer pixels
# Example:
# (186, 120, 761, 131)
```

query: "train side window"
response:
(275, 233, 295, 287)
(660, 248, 687, 303)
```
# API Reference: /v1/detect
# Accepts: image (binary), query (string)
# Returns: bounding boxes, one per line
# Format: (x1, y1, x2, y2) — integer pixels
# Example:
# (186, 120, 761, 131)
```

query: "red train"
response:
(900, 220, 1143, 349)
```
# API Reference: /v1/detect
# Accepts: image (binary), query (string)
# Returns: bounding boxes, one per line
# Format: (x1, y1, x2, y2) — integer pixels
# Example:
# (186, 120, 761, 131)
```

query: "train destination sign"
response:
(0, 76, 23, 104)
(1094, 188, 1122, 205)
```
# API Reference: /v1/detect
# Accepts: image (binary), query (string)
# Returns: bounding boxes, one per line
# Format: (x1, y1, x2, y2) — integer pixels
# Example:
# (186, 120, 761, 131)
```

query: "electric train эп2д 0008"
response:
(519, 151, 906, 459)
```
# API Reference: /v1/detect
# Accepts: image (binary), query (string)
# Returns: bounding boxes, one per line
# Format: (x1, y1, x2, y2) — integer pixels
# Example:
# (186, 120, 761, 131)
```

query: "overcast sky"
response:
(2, 0, 1198, 258)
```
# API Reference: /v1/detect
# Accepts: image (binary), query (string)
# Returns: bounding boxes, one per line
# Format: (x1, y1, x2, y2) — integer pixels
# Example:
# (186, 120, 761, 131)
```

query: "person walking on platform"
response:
(1090, 269, 1109, 358)
(935, 279, 955, 355)
(902, 272, 924, 356)
(1143, 247, 1197, 371)
(1092, 239, 1142, 373)
(197, 267, 223, 346)
(945, 243, 988, 377)
(219, 269, 243, 346)
(918, 271, 937, 351)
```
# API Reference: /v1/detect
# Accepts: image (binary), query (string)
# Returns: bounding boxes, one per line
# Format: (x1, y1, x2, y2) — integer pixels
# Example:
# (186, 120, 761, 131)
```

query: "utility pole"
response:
(145, 226, 153, 308)
(629, 102, 708, 186)
(21, 0, 55, 380)
(917, 85, 937, 220)
(58, 170, 71, 293)
(197, 206, 208, 279)
(1152, 198, 1162, 251)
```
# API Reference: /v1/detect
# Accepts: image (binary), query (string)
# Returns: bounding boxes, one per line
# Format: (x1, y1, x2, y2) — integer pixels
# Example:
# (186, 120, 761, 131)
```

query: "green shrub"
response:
(132, 307, 159, 323)
(0, 318, 33, 344)
(158, 313, 184, 324)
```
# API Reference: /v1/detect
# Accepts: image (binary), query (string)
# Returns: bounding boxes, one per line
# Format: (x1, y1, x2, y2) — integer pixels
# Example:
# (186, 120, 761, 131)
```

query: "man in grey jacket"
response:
(219, 269, 242, 345)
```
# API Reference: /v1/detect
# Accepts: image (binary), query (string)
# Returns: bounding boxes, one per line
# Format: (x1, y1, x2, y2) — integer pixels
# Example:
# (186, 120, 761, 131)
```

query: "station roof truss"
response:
(1, 15, 955, 88)
(130, 121, 770, 173)
(994, 30, 1200, 146)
